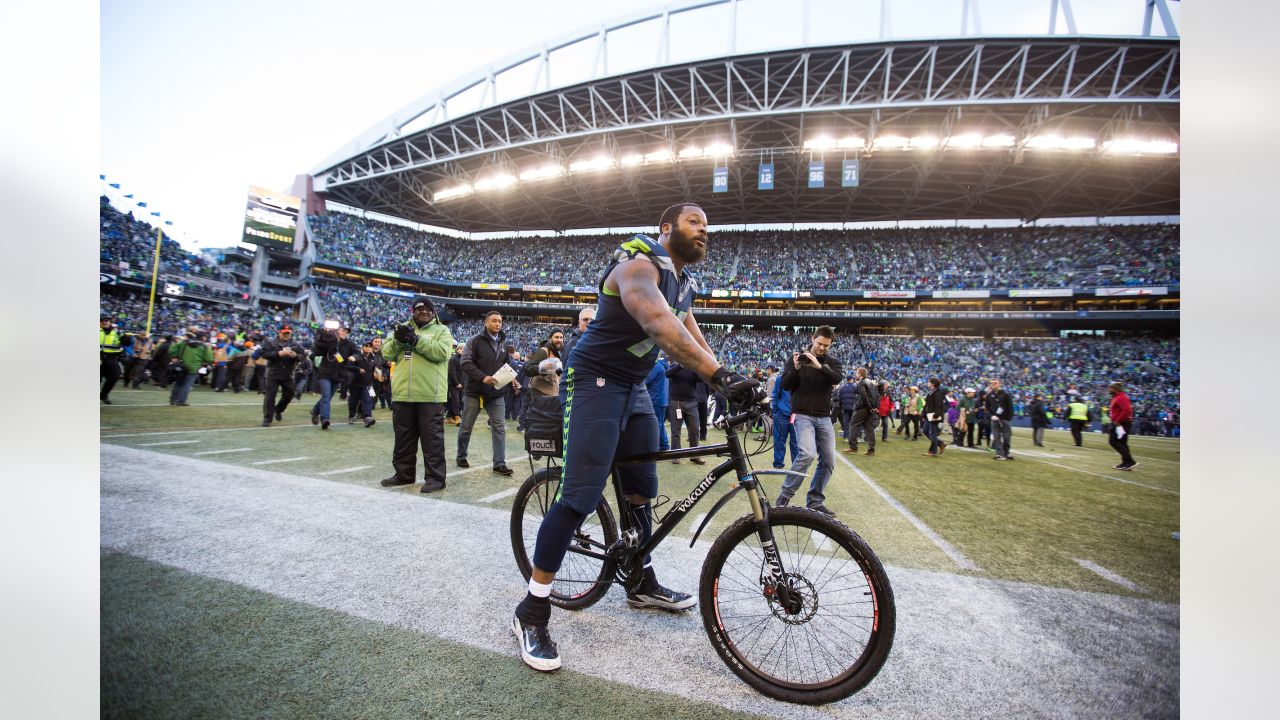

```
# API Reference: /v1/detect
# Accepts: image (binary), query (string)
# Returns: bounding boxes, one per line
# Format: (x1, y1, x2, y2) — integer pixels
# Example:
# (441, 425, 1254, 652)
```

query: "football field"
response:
(101, 384, 1179, 718)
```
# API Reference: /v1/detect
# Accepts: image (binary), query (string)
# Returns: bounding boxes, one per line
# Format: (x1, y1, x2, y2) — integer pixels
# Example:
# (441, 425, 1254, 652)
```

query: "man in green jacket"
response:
(381, 297, 457, 493)
(168, 331, 214, 406)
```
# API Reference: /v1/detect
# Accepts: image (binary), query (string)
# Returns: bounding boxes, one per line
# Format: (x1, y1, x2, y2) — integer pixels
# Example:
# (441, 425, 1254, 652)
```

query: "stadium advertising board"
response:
(100, 272, 118, 285)
(763, 290, 796, 299)
(573, 286, 595, 294)
(1095, 287, 1168, 296)
(932, 289, 991, 298)
(366, 286, 415, 298)
(711, 289, 731, 298)
(242, 185, 300, 249)
(522, 284, 562, 292)
(162, 282, 184, 297)
(1009, 288, 1073, 298)
(864, 290, 916, 299)
(470, 282, 511, 290)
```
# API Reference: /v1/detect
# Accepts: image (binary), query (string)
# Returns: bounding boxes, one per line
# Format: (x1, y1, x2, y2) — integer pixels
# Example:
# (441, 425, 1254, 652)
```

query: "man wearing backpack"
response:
(842, 366, 881, 456)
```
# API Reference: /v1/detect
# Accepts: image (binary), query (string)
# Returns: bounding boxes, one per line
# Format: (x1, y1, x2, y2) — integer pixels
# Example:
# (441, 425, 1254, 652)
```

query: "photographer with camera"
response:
(775, 326, 844, 515)
(380, 296, 456, 493)
(519, 329, 564, 433)
(167, 328, 213, 407)
(258, 325, 306, 425)
(310, 320, 358, 430)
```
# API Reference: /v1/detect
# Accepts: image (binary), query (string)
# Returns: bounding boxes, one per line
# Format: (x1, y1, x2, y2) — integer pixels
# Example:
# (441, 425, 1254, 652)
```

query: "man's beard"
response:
(667, 226, 706, 264)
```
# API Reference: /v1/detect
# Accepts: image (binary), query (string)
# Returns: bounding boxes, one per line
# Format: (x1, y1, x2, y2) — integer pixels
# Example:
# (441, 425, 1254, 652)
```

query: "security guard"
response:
(100, 314, 131, 404)
(1067, 397, 1089, 446)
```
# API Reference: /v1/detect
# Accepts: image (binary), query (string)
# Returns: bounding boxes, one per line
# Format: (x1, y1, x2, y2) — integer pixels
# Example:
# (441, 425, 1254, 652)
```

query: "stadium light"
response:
(872, 135, 909, 150)
(981, 134, 1016, 148)
(519, 163, 564, 181)
(910, 135, 940, 150)
(433, 184, 473, 202)
(803, 136, 837, 151)
(643, 148, 673, 163)
(678, 146, 704, 159)
(620, 153, 644, 167)
(837, 136, 866, 150)
(1102, 138, 1179, 155)
(705, 141, 735, 157)
(473, 173, 517, 192)
(568, 155, 615, 173)
(1027, 135, 1098, 151)
(944, 133, 984, 149)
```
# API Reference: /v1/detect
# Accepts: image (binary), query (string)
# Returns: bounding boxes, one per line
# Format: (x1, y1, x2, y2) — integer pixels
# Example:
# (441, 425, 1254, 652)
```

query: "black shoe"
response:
(994, 455, 1006, 460)
(274, 411, 283, 421)
(321, 419, 330, 430)
(808, 504, 835, 516)
(420, 478, 446, 493)
(364, 417, 376, 427)
(775, 495, 790, 508)
(347, 417, 356, 425)
(493, 465, 514, 476)
(690, 457, 706, 465)
(456, 459, 470, 468)
(380, 476, 414, 487)
(101, 398, 112, 405)
(311, 412, 320, 426)
(627, 583, 696, 612)
(262, 419, 271, 427)
(772, 463, 784, 469)
(511, 615, 561, 672)
(176, 402, 189, 407)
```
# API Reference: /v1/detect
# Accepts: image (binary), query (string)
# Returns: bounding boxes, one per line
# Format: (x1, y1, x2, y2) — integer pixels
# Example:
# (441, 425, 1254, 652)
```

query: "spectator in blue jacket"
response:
(770, 370, 800, 469)
(645, 355, 671, 452)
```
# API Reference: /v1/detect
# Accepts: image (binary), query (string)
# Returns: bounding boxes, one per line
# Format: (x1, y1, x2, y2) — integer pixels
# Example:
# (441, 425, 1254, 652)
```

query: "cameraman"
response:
(310, 321, 358, 430)
(775, 326, 843, 515)
(167, 329, 212, 407)
(258, 325, 305, 425)
(520, 329, 564, 432)
(381, 297, 456, 493)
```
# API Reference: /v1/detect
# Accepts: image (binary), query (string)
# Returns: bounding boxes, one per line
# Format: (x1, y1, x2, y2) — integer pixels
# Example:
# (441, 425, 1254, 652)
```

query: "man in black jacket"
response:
(259, 326, 306, 427)
(345, 341, 377, 427)
(775, 326, 843, 515)
(1027, 393, 1049, 447)
(310, 323, 358, 430)
(664, 361, 707, 464)
(842, 367, 881, 455)
(457, 311, 514, 476)
(446, 343, 464, 424)
(985, 378, 1015, 460)
(921, 377, 949, 456)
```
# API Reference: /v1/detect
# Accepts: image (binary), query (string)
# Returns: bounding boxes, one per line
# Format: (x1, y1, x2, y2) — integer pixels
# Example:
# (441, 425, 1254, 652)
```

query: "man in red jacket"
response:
(1108, 382, 1138, 470)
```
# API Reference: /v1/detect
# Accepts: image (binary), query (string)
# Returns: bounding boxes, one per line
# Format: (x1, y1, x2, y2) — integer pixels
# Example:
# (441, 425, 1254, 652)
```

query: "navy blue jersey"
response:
(567, 235, 698, 384)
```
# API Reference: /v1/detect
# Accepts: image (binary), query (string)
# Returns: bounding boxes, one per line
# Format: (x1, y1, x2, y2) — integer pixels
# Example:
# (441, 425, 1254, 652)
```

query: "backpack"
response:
(859, 379, 881, 410)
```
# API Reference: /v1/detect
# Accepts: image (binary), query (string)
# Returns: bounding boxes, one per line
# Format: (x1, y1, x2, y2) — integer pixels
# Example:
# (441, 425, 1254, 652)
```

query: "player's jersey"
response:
(567, 234, 698, 384)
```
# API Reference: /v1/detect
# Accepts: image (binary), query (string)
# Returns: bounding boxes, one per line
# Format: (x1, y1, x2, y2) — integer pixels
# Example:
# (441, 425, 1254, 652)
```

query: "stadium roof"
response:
(312, 0, 1180, 232)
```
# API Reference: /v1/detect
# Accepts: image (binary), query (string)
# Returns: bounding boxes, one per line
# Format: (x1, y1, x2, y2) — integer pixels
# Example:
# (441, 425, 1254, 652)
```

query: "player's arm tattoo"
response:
(610, 259, 719, 380)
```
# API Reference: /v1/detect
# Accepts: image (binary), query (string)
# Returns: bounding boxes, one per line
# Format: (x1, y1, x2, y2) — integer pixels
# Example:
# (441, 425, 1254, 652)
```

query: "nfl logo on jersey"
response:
(596, 378, 605, 387)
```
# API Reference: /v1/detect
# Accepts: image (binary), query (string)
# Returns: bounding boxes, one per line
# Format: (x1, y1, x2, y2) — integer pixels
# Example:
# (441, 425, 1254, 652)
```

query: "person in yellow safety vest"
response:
(100, 314, 131, 404)
(1067, 397, 1089, 446)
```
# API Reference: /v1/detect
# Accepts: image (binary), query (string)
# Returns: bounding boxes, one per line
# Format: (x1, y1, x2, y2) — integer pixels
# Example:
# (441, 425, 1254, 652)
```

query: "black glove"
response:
(394, 323, 417, 344)
(711, 367, 761, 405)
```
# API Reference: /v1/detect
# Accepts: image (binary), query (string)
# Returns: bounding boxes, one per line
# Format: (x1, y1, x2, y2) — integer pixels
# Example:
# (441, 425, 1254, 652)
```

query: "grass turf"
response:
(101, 551, 763, 720)
(102, 384, 1179, 602)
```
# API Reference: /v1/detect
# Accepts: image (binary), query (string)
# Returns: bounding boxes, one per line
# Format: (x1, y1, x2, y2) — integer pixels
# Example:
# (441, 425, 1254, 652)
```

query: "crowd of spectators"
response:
(308, 210, 1179, 291)
(101, 196, 249, 297)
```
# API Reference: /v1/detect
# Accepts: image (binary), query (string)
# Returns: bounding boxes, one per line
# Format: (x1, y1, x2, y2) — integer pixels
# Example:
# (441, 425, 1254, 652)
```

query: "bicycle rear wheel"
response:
(699, 507, 895, 704)
(510, 465, 617, 610)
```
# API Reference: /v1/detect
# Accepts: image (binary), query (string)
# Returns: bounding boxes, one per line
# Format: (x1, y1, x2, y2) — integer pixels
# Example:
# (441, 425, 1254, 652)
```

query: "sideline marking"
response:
(193, 447, 253, 456)
(1022, 457, 1177, 496)
(252, 457, 311, 466)
(138, 440, 200, 447)
(1073, 558, 1145, 593)
(101, 402, 265, 407)
(319, 466, 373, 476)
(449, 454, 530, 478)
(478, 488, 518, 503)
(103, 424, 313, 438)
(834, 452, 981, 572)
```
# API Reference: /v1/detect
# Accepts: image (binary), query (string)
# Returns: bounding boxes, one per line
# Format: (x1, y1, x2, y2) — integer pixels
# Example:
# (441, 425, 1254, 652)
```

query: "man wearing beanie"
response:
(380, 296, 456, 493)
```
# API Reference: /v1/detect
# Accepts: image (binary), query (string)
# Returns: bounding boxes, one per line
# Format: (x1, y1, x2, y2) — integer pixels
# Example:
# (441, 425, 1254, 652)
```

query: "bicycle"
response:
(510, 395, 895, 705)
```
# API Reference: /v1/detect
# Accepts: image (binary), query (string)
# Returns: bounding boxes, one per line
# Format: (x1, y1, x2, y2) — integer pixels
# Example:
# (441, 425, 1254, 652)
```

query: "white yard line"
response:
(319, 466, 374, 476)
(449, 453, 530, 478)
(251, 457, 311, 466)
(193, 447, 253, 456)
(834, 452, 982, 572)
(103, 424, 312, 438)
(137, 440, 201, 447)
(1073, 558, 1145, 593)
(1019, 457, 1178, 496)
(478, 488, 519, 503)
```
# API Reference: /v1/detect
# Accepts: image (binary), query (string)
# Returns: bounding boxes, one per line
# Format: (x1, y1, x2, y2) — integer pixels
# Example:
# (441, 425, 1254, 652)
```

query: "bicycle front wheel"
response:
(699, 507, 895, 704)
(510, 465, 618, 610)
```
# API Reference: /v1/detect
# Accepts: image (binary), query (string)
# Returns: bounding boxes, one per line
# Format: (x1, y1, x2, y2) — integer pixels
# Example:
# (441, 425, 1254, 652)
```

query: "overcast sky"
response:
(100, 0, 1176, 250)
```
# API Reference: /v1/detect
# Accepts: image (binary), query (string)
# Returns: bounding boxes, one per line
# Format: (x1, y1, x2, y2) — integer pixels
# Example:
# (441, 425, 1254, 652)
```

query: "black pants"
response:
(881, 414, 891, 440)
(977, 418, 991, 445)
(964, 421, 976, 447)
(697, 399, 709, 441)
(902, 415, 919, 439)
(100, 356, 122, 400)
(1070, 419, 1086, 446)
(392, 402, 446, 483)
(348, 383, 373, 419)
(847, 410, 878, 450)
(263, 375, 295, 420)
(1109, 421, 1135, 466)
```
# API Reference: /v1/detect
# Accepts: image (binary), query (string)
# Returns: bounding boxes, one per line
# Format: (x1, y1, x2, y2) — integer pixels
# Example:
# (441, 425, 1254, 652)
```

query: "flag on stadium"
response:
(138, 202, 148, 207)
(164, 221, 173, 226)
(151, 211, 161, 217)
(125, 194, 134, 199)
(109, 183, 120, 189)
(99, 174, 105, 180)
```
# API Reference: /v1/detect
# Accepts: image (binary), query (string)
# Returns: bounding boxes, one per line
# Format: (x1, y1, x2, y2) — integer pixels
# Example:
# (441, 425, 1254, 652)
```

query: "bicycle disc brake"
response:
(765, 572, 819, 624)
